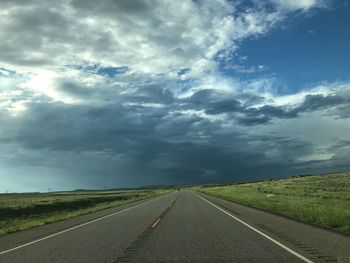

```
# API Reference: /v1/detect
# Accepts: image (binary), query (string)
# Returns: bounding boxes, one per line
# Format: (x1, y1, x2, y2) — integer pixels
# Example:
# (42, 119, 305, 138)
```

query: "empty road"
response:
(0, 190, 349, 262)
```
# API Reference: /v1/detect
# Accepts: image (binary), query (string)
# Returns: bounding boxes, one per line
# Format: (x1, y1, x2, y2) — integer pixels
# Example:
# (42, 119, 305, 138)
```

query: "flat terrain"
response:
(0, 189, 167, 236)
(0, 190, 349, 262)
(198, 172, 350, 233)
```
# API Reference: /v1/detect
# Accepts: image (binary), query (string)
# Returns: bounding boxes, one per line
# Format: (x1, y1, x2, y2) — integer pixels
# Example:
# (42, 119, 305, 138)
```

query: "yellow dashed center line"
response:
(151, 218, 161, 228)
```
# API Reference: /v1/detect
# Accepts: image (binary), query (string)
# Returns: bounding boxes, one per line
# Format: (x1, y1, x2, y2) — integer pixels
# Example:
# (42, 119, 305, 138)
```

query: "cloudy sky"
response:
(1, 0, 350, 192)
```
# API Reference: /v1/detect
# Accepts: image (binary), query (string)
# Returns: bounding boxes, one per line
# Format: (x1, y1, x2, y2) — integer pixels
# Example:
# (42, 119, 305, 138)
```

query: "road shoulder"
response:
(195, 191, 350, 263)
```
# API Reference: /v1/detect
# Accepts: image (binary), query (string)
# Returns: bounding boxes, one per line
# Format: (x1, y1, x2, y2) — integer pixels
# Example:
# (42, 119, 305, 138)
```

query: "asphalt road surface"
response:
(0, 190, 349, 262)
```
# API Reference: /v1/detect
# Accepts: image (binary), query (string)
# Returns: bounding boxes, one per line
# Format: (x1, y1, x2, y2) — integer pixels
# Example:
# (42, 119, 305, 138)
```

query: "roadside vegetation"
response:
(0, 189, 168, 236)
(198, 172, 350, 233)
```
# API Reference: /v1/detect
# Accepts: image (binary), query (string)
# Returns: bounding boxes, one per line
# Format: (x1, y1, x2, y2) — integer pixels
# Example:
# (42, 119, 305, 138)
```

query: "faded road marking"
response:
(151, 218, 161, 228)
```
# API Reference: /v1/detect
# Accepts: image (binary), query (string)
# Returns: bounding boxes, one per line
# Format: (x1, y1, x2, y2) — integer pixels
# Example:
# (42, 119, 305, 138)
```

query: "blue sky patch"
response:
(230, 1, 350, 93)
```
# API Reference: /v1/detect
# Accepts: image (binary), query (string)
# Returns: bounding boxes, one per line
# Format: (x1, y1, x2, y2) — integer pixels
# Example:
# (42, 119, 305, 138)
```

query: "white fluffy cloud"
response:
(272, 0, 323, 10)
(0, 1, 236, 73)
(0, 0, 324, 106)
(0, 0, 317, 77)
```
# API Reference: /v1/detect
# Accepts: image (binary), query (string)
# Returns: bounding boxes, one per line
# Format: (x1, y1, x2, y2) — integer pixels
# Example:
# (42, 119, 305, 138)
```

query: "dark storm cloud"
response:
(186, 89, 243, 114)
(185, 90, 350, 126)
(2, 82, 349, 188)
(299, 94, 347, 111)
(125, 85, 175, 105)
(57, 81, 97, 98)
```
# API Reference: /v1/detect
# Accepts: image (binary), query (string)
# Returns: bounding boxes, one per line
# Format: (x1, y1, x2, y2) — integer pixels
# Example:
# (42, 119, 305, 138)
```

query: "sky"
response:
(1, 0, 350, 192)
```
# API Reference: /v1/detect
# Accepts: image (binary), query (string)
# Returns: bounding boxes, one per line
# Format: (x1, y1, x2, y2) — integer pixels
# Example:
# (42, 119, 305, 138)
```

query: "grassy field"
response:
(0, 189, 168, 236)
(197, 172, 350, 233)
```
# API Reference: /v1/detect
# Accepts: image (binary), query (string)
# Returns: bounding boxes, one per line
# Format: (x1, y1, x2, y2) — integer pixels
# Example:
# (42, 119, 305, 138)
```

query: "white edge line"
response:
(193, 192, 314, 263)
(0, 194, 167, 256)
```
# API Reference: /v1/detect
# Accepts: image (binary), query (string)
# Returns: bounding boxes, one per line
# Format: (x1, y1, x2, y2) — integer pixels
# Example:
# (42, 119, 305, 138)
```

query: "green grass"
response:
(197, 172, 350, 233)
(0, 189, 169, 236)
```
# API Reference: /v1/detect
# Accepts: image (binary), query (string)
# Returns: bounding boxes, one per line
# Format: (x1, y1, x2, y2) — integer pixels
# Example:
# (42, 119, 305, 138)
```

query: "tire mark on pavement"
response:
(114, 195, 181, 263)
(255, 224, 338, 263)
